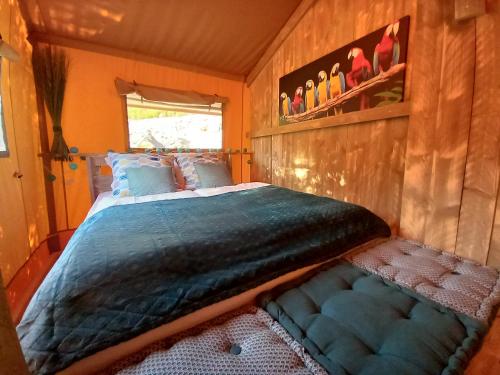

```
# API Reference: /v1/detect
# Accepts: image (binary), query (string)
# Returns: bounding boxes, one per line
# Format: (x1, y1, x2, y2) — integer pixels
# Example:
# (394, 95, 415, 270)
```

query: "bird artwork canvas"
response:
(279, 16, 410, 125)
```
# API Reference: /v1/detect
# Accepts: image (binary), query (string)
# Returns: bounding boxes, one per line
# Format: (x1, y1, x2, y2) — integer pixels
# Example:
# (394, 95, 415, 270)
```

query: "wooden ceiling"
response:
(20, 0, 303, 80)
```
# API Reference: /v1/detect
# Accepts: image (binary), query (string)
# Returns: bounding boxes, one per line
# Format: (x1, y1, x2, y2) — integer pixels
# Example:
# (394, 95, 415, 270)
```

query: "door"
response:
(0, 30, 30, 285)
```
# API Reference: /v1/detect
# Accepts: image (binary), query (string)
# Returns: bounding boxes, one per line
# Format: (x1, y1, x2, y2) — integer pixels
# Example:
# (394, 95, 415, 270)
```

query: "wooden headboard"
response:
(86, 153, 235, 203)
(86, 154, 113, 203)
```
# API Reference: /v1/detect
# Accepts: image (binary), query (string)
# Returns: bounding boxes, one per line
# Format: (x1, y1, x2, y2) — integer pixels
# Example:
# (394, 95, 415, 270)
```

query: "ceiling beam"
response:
(245, 0, 316, 86)
(17, 0, 35, 33)
(28, 32, 246, 83)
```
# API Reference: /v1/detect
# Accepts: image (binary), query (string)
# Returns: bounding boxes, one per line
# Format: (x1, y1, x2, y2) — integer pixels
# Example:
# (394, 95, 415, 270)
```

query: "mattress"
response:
(261, 261, 487, 375)
(99, 307, 327, 375)
(18, 185, 390, 374)
(348, 238, 500, 323)
(86, 182, 270, 219)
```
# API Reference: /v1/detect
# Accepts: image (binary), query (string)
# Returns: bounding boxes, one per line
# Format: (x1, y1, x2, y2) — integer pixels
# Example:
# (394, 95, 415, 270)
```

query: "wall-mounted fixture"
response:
(455, 0, 486, 21)
(0, 34, 20, 61)
(0, 34, 20, 157)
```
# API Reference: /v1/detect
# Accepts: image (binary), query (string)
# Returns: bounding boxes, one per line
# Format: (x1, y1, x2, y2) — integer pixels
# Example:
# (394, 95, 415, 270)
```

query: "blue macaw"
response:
(305, 79, 318, 110)
(280, 92, 292, 117)
(330, 62, 346, 115)
(317, 71, 328, 104)
(329, 63, 346, 99)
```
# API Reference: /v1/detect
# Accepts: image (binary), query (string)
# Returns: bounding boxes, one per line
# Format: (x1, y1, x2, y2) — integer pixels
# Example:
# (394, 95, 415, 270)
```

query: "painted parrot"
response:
(291, 86, 305, 114)
(373, 20, 400, 75)
(305, 79, 317, 111)
(317, 70, 328, 105)
(346, 47, 373, 110)
(329, 63, 346, 114)
(280, 92, 292, 117)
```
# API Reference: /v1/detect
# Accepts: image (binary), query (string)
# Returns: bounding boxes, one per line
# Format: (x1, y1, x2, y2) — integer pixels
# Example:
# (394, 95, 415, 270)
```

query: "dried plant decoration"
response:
(32, 45, 70, 161)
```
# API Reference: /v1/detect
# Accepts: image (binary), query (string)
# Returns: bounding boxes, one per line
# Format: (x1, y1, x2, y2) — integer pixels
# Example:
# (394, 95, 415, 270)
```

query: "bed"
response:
(17, 154, 391, 374)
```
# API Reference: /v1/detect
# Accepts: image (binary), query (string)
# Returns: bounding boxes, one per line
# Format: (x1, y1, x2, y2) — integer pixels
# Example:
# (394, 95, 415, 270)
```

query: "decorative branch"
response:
(33, 46, 70, 161)
(284, 63, 406, 123)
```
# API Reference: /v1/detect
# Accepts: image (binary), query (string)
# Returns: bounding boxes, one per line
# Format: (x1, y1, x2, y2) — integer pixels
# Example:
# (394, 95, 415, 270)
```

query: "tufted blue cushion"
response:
(263, 262, 487, 375)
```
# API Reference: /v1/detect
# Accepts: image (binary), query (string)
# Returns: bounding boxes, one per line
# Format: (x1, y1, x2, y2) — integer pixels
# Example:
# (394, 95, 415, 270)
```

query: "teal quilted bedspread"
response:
(17, 186, 390, 374)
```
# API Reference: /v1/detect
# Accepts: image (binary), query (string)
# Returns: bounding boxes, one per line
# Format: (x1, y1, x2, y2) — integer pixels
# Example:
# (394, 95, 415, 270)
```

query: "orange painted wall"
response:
(48, 47, 251, 230)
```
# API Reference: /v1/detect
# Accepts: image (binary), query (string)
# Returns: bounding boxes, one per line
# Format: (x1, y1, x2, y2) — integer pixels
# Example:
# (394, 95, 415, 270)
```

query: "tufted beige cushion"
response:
(101, 307, 327, 375)
(348, 238, 500, 322)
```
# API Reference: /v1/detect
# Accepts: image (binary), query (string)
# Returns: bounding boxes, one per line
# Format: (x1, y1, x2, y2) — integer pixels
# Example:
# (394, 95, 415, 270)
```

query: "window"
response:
(126, 93, 222, 150)
(0, 64, 8, 157)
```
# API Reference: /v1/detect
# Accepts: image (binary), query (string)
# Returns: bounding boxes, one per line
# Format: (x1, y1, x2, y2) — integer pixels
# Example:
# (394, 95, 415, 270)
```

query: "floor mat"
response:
(261, 261, 487, 375)
(100, 306, 327, 375)
(347, 238, 500, 323)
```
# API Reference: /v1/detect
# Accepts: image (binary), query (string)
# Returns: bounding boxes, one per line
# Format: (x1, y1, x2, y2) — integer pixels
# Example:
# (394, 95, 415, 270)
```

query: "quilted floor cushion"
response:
(262, 262, 487, 375)
(100, 307, 327, 375)
(348, 239, 500, 323)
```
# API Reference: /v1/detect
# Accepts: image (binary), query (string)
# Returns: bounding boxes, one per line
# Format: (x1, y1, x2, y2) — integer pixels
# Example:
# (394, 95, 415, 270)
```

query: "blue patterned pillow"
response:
(175, 153, 221, 190)
(106, 152, 175, 197)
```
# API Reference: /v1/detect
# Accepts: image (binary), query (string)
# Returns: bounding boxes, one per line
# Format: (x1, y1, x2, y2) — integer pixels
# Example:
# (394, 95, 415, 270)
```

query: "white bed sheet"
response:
(86, 182, 270, 220)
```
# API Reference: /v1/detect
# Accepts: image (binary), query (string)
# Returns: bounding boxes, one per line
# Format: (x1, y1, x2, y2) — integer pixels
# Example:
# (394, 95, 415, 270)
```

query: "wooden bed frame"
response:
(85, 154, 112, 203)
(85, 152, 234, 203)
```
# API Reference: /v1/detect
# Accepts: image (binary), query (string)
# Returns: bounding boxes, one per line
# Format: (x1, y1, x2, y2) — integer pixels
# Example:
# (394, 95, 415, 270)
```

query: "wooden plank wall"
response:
(400, 0, 500, 265)
(455, 0, 500, 266)
(249, 0, 500, 266)
(250, 0, 414, 232)
(400, 0, 476, 252)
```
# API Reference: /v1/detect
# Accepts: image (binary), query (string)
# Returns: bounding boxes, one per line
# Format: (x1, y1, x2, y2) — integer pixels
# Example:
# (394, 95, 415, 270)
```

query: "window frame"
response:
(122, 95, 225, 152)
(0, 63, 9, 158)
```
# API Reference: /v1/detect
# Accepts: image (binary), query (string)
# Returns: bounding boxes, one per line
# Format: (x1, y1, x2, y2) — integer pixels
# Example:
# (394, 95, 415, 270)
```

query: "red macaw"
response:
(374, 21, 400, 75)
(291, 86, 305, 114)
(346, 47, 373, 110)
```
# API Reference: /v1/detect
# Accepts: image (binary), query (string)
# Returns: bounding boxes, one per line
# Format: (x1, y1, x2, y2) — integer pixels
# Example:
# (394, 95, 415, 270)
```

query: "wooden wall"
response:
(449, 0, 500, 267)
(249, 0, 414, 232)
(249, 0, 500, 266)
(400, 0, 500, 266)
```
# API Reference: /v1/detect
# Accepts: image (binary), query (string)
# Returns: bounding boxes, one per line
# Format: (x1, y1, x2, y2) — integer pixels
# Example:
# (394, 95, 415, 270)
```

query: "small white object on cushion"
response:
(349, 238, 500, 322)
